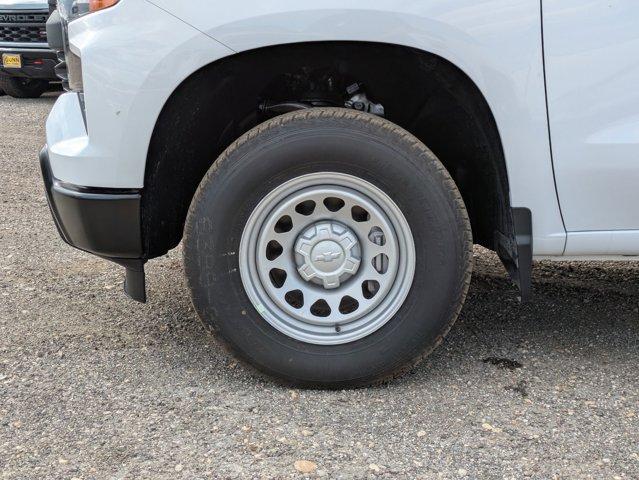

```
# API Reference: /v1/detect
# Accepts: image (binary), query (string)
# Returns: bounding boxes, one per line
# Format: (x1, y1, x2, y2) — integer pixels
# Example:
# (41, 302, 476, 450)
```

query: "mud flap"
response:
(113, 259, 147, 303)
(496, 208, 533, 302)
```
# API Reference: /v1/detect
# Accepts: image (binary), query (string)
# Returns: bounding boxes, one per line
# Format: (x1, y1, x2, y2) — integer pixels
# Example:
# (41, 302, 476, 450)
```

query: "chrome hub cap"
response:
(239, 172, 416, 345)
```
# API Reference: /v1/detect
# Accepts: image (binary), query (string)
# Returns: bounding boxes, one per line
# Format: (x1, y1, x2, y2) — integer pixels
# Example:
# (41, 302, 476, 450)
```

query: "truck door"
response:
(543, 0, 639, 253)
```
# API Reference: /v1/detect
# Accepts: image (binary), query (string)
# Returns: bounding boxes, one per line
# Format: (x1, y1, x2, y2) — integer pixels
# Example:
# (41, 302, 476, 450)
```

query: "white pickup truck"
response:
(42, 0, 639, 387)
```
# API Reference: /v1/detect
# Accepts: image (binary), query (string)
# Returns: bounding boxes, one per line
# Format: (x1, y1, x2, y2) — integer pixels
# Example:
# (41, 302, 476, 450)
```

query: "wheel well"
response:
(143, 41, 512, 259)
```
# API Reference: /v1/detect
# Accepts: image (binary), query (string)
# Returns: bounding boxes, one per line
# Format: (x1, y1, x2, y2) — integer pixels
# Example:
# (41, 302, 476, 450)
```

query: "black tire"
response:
(0, 76, 48, 98)
(183, 108, 472, 388)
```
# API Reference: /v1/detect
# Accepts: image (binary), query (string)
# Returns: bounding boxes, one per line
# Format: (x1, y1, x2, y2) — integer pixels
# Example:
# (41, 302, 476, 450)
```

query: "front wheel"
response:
(0, 76, 48, 98)
(184, 108, 472, 388)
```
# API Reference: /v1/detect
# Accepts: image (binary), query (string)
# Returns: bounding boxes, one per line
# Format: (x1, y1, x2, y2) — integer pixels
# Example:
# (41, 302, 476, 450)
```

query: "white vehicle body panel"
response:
(44, 0, 639, 258)
(46, 1, 232, 188)
(150, 0, 566, 255)
(565, 230, 639, 257)
(543, 0, 639, 255)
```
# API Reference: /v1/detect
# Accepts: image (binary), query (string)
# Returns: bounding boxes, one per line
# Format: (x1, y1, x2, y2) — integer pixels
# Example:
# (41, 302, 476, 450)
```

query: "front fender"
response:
(149, 0, 566, 254)
(57, 0, 565, 255)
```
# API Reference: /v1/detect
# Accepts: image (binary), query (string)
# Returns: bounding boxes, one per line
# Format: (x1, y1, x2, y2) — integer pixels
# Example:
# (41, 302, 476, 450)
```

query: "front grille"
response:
(0, 10, 49, 44)
(0, 24, 47, 43)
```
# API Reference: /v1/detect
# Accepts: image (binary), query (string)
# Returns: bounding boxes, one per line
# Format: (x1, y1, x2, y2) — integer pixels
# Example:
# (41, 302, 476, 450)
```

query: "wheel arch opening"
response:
(142, 41, 513, 264)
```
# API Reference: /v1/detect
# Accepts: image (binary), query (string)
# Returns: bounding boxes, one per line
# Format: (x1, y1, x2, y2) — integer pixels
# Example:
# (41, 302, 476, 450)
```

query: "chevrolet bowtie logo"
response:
(314, 251, 341, 263)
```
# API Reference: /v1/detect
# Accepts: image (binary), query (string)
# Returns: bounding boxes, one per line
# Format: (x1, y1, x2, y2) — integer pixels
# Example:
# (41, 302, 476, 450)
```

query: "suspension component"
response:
(259, 75, 385, 118)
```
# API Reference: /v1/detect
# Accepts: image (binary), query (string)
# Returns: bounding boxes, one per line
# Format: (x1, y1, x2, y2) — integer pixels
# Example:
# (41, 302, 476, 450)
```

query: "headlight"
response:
(54, 0, 118, 92)
(58, 0, 119, 21)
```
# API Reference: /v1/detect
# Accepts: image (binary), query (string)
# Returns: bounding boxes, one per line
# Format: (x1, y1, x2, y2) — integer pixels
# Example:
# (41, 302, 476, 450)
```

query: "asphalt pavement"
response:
(0, 93, 637, 479)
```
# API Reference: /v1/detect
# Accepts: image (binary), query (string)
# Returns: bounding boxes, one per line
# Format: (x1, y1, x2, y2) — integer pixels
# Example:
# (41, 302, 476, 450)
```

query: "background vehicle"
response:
(0, 0, 57, 98)
(42, 0, 639, 387)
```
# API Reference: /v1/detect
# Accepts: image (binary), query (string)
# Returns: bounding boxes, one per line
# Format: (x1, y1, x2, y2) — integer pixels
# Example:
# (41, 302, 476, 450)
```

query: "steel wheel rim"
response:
(239, 172, 416, 345)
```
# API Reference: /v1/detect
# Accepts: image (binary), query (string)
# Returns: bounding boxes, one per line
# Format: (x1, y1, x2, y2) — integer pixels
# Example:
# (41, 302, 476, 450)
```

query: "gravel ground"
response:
(1, 93, 638, 480)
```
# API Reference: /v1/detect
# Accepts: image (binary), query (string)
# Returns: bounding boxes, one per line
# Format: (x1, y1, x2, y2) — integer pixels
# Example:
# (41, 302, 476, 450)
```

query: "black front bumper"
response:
(1, 47, 57, 80)
(39, 146, 147, 302)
